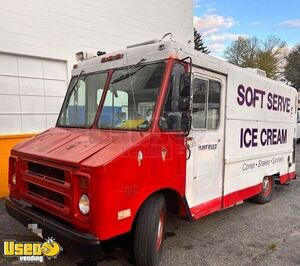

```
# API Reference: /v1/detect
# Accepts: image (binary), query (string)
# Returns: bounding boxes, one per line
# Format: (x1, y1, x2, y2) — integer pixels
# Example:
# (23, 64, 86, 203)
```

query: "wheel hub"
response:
(156, 213, 164, 251)
(263, 177, 272, 196)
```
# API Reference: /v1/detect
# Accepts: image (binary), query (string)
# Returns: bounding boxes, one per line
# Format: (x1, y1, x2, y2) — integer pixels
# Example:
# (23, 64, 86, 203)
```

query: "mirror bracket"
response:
(179, 57, 193, 135)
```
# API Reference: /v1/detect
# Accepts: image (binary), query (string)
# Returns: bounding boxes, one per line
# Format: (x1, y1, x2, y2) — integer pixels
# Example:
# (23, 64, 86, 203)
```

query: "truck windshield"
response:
(57, 72, 108, 127)
(98, 61, 166, 130)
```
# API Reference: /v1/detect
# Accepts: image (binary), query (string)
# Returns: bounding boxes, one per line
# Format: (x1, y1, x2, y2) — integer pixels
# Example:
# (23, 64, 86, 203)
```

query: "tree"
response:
(224, 36, 259, 67)
(224, 35, 287, 79)
(257, 36, 287, 79)
(284, 45, 300, 90)
(194, 28, 210, 54)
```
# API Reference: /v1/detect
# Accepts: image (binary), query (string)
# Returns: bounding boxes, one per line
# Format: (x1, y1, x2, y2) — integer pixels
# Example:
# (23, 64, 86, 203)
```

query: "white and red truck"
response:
(6, 39, 297, 265)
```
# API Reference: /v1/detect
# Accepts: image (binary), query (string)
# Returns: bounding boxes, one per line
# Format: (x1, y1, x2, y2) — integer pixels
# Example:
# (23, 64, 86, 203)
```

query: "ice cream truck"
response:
(5, 38, 297, 265)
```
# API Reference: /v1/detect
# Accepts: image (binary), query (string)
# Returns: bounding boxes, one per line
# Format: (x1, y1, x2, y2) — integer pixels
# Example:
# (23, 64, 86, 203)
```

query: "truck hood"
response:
(12, 127, 143, 166)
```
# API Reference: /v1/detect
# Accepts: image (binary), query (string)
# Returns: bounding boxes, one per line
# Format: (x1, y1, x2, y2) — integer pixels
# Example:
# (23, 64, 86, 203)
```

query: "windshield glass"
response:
(98, 62, 166, 130)
(57, 72, 108, 127)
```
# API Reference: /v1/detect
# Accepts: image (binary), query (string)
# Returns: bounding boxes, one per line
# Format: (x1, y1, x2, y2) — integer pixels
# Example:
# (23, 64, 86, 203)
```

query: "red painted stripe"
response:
(223, 183, 261, 209)
(190, 197, 222, 220)
(280, 171, 296, 184)
(189, 172, 295, 220)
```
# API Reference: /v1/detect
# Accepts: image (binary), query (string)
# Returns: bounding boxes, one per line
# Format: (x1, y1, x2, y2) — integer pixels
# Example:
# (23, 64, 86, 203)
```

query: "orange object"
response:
(0, 134, 35, 198)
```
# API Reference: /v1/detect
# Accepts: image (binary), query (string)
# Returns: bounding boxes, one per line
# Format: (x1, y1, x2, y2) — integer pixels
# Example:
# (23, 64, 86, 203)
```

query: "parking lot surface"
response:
(1, 146, 300, 265)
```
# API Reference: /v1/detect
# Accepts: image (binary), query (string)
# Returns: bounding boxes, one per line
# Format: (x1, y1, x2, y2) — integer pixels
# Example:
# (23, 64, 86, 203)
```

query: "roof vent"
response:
(245, 68, 267, 77)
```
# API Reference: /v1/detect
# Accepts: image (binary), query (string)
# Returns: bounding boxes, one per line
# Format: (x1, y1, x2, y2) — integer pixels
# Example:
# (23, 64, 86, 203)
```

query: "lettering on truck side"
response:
(237, 84, 291, 112)
(240, 128, 287, 148)
(237, 84, 290, 149)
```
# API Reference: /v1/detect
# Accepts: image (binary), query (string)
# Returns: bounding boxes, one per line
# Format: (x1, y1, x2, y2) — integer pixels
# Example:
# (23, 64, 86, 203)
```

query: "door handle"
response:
(185, 137, 196, 147)
(185, 137, 195, 160)
(186, 144, 191, 160)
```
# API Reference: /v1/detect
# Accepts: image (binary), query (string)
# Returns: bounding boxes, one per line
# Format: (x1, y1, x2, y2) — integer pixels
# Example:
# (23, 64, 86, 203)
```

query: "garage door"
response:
(0, 53, 68, 135)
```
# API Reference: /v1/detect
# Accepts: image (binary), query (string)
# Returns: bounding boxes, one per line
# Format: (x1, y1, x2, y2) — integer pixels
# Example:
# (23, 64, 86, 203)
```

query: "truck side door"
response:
(185, 70, 226, 219)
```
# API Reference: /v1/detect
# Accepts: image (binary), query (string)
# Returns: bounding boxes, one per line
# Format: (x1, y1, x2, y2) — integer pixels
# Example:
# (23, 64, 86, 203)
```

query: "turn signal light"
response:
(78, 176, 88, 189)
(9, 157, 17, 187)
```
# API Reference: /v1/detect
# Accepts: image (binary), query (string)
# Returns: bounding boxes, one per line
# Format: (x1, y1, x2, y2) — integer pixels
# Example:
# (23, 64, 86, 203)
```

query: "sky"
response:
(193, 0, 300, 58)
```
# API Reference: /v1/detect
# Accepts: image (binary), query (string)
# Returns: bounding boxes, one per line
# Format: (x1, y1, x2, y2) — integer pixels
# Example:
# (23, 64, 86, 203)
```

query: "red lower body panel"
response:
(223, 183, 262, 209)
(190, 171, 296, 220)
(190, 198, 222, 220)
(279, 171, 296, 184)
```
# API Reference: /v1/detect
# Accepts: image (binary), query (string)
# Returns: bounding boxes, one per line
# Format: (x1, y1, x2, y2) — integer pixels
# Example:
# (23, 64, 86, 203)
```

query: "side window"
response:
(192, 79, 208, 129)
(160, 63, 186, 131)
(192, 78, 221, 130)
(207, 80, 221, 129)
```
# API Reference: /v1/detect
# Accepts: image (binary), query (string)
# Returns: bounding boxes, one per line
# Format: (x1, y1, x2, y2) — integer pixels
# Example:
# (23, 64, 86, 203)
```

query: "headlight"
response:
(78, 194, 89, 215)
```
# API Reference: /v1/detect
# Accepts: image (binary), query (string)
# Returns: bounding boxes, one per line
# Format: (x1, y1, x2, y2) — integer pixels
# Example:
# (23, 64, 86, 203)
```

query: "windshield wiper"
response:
(72, 70, 85, 100)
(111, 67, 143, 84)
(72, 70, 85, 89)
(111, 58, 146, 84)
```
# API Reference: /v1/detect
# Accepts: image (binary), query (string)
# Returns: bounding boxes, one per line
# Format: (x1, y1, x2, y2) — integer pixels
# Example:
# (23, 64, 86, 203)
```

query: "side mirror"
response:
(178, 72, 192, 111)
(178, 97, 190, 111)
(179, 73, 192, 133)
(179, 73, 191, 97)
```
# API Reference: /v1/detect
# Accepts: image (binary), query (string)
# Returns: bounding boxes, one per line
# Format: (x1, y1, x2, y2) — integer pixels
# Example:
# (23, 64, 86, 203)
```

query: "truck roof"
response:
(72, 39, 296, 93)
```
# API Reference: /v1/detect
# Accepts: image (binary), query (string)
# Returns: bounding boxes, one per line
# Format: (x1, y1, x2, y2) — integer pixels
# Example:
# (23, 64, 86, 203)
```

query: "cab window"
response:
(192, 78, 221, 130)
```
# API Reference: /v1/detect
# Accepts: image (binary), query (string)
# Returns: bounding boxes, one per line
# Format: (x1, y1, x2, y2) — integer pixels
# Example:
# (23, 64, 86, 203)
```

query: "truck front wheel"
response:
(252, 176, 275, 204)
(134, 194, 167, 266)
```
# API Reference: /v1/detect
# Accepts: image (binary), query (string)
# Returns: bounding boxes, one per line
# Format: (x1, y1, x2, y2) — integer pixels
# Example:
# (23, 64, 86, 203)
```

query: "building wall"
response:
(0, 0, 193, 197)
(0, 0, 193, 72)
(0, 54, 68, 135)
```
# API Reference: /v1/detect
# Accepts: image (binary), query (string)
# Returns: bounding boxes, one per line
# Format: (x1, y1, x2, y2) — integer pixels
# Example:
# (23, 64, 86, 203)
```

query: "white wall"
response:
(0, 54, 67, 134)
(0, 0, 193, 74)
(0, 0, 193, 135)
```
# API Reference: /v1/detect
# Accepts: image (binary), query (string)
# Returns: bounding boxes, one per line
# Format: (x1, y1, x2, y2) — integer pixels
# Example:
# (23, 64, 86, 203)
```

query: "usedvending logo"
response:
(3, 237, 62, 263)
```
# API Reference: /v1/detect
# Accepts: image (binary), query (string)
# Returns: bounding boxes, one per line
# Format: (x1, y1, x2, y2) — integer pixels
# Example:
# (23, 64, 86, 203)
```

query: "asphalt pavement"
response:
(0, 146, 300, 266)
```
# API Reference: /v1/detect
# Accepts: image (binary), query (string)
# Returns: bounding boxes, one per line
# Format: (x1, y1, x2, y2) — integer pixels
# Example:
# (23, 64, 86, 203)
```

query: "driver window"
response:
(160, 63, 185, 131)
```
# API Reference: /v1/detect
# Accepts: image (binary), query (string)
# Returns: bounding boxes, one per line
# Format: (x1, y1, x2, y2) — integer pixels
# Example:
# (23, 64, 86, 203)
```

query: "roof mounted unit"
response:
(75, 51, 96, 62)
(245, 68, 267, 77)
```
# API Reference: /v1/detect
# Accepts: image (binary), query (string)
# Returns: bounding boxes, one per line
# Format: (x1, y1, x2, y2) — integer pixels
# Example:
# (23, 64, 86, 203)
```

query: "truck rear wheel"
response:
(134, 194, 166, 266)
(252, 176, 275, 204)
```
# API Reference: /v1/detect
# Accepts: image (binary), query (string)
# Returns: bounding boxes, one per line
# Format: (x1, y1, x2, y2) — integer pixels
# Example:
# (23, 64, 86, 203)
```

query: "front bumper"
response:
(5, 197, 101, 256)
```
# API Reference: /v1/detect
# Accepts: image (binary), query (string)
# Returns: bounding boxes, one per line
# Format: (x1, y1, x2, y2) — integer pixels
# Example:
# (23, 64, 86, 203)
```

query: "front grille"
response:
(27, 162, 65, 183)
(19, 159, 73, 220)
(27, 183, 65, 206)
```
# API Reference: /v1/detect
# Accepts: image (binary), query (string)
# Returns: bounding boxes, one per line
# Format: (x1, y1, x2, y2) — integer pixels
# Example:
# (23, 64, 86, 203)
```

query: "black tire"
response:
(252, 176, 275, 204)
(134, 194, 167, 266)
